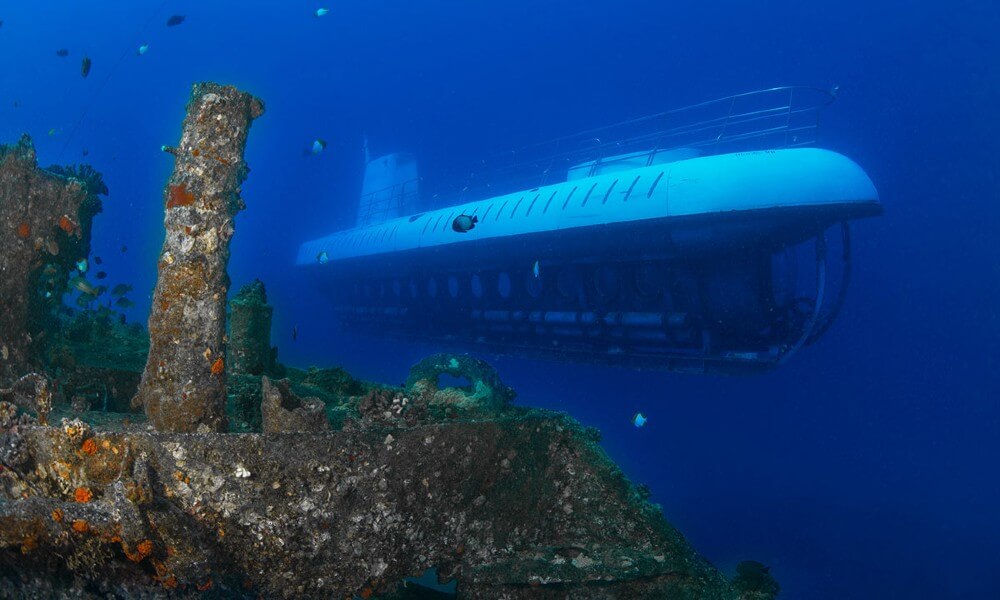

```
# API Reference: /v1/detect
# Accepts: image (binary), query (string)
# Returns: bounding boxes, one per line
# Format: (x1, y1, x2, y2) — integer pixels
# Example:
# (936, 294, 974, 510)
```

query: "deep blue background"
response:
(2, 1, 998, 597)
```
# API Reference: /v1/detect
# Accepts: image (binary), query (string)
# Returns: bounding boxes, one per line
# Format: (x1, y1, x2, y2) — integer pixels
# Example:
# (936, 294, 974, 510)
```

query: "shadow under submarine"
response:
(297, 87, 881, 374)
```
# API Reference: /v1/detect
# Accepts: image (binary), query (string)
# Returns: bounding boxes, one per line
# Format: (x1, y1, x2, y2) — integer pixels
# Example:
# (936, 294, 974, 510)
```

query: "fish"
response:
(532, 260, 540, 278)
(68, 276, 98, 296)
(316, 251, 329, 264)
(95, 271, 107, 280)
(111, 284, 133, 296)
(451, 214, 478, 233)
(736, 561, 770, 577)
(315, 8, 330, 17)
(81, 56, 91, 78)
(120, 245, 128, 253)
(166, 15, 185, 27)
(75, 258, 88, 273)
(292, 326, 298, 341)
(115, 297, 135, 308)
(311, 139, 327, 154)
(137, 44, 149, 56)
(56, 48, 69, 57)
(76, 294, 94, 308)
(93, 256, 102, 265)
(81, 148, 89, 156)
(632, 412, 647, 428)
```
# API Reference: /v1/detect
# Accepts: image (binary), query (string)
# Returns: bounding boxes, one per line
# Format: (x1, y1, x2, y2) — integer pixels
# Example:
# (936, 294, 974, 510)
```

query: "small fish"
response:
(81, 56, 91, 78)
(311, 139, 327, 154)
(95, 271, 107, 280)
(115, 297, 135, 308)
(111, 284, 133, 296)
(137, 44, 149, 56)
(292, 326, 298, 341)
(76, 294, 94, 308)
(48, 128, 58, 137)
(45, 291, 52, 299)
(56, 48, 69, 57)
(317, 251, 329, 264)
(315, 8, 330, 17)
(81, 148, 89, 157)
(120, 245, 128, 253)
(68, 276, 98, 296)
(736, 560, 771, 578)
(632, 412, 647, 428)
(532, 260, 540, 278)
(94, 285, 107, 296)
(166, 15, 185, 27)
(451, 214, 478, 233)
(93, 256, 102, 265)
(75, 258, 88, 273)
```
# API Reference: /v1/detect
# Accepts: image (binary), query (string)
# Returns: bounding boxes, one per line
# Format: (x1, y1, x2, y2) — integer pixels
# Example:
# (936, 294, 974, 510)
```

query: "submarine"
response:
(297, 87, 881, 374)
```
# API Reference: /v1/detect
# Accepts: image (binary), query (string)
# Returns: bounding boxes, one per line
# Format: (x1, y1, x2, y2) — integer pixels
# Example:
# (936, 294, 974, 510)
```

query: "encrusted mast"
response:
(134, 83, 265, 432)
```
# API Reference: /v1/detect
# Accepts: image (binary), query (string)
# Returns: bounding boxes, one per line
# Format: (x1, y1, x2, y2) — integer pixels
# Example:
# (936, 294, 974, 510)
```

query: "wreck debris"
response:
(229, 279, 277, 376)
(0, 404, 761, 598)
(134, 82, 265, 433)
(0, 135, 90, 381)
(261, 376, 330, 433)
(0, 372, 52, 425)
(406, 353, 516, 416)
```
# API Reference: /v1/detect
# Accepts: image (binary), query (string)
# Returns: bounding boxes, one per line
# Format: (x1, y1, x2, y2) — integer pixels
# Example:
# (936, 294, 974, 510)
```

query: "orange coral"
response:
(81, 438, 97, 455)
(191, 148, 201, 157)
(16, 222, 30, 239)
(126, 538, 154, 562)
(51, 508, 64, 522)
(71, 519, 89, 533)
(74, 487, 93, 503)
(166, 183, 195, 208)
(163, 576, 178, 590)
(21, 535, 38, 553)
(196, 579, 214, 592)
(210, 357, 224, 376)
(58, 215, 75, 233)
(360, 588, 373, 599)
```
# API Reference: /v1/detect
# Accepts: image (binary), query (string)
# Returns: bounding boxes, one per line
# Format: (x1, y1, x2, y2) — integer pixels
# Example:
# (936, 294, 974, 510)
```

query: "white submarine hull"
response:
(297, 147, 880, 374)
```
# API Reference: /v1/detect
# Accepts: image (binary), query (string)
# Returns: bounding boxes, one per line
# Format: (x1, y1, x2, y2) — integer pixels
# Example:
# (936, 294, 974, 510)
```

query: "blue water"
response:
(2, 1, 998, 597)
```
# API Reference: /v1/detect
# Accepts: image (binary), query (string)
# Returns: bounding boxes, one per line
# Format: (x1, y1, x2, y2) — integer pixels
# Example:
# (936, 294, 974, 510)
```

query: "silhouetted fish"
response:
(95, 271, 107, 280)
(166, 15, 185, 27)
(93, 256, 102, 265)
(111, 284, 133, 296)
(81, 56, 91, 78)
(292, 326, 298, 341)
(452, 214, 478, 233)
(115, 297, 135, 308)
(56, 48, 69, 57)
(120, 245, 128, 253)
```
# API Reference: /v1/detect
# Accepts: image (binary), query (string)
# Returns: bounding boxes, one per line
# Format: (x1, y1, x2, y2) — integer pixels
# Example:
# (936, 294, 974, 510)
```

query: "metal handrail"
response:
(358, 86, 837, 220)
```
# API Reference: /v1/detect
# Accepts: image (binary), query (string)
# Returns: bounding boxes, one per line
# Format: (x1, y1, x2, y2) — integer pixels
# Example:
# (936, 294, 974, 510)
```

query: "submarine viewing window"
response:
(647, 172, 664, 198)
(594, 266, 621, 300)
(447, 275, 460, 298)
(471, 274, 484, 298)
(562, 186, 578, 210)
(510, 197, 524, 218)
(542, 190, 559, 213)
(622, 175, 641, 202)
(409, 279, 419, 298)
(393, 279, 402, 297)
(601, 179, 619, 205)
(526, 271, 543, 298)
(525, 193, 541, 216)
(498, 272, 512, 299)
(581, 181, 600, 207)
(427, 277, 438, 298)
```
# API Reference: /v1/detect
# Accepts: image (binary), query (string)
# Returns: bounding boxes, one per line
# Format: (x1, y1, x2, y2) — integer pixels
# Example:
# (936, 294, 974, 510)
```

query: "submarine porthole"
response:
(497, 272, 512, 299)
(409, 279, 419, 298)
(470, 274, 484, 298)
(447, 275, 460, 298)
(392, 279, 402, 297)
(427, 277, 438, 298)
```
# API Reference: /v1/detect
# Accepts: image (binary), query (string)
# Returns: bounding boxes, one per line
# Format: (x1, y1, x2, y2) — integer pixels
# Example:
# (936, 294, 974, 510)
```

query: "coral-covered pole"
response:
(134, 83, 264, 432)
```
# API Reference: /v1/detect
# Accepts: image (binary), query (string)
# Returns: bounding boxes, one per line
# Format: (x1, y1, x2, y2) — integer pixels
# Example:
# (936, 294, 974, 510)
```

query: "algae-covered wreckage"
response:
(0, 83, 778, 599)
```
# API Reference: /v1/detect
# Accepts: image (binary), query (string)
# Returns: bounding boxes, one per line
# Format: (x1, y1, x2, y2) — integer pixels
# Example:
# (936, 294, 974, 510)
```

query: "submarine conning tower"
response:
(298, 87, 882, 374)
